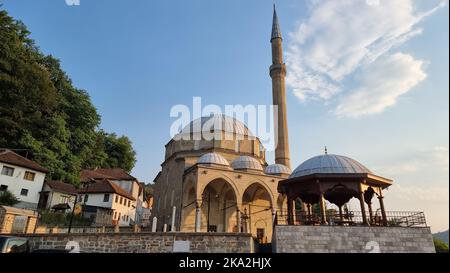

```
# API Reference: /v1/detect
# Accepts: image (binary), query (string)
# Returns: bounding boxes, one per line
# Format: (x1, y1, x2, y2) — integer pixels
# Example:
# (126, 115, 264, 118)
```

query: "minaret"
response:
(270, 5, 291, 169)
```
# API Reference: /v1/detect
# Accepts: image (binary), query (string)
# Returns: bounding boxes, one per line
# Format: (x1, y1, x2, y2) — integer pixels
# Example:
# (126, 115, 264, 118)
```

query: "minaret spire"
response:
(271, 4, 282, 41)
(270, 5, 291, 169)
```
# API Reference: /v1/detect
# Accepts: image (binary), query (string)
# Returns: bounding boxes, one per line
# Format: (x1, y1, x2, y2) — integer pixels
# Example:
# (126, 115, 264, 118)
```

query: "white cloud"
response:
(286, 0, 446, 116)
(334, 53, 426, 117)
(387, 184, 449, 202)
(374, 145, 449, 176)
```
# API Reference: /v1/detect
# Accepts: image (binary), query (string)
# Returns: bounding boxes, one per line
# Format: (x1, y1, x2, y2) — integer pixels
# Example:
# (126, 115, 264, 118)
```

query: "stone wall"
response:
(0, 206, 38, 234)
(20, 232, 254, 253)
(272, 225, 435, 253)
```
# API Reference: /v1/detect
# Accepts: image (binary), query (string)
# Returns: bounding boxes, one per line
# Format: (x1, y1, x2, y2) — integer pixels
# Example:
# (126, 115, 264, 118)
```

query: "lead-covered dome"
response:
(290, 154, 372, 178)
(176, 114, 254, 138)
(265, 164, 291, 175)
(232, 156, 263, 171)
(197, 153, 230, 166)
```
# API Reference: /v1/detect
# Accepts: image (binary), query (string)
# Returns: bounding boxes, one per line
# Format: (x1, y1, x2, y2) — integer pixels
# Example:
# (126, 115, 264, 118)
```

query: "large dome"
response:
(232, 156, 263, 171)
(265, 164, 291, 175)
(290, 154, 372, 178)
(197, 153, 230, 166)
(176, 114, 254, 138)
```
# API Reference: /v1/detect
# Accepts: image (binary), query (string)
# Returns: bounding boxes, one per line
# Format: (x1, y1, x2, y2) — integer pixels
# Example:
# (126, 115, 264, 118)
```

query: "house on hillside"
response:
(0, 149, 48, 210)
(80, 168, 144, 224)
(38, 180, 77, 212)
(78, 178, 136, 226)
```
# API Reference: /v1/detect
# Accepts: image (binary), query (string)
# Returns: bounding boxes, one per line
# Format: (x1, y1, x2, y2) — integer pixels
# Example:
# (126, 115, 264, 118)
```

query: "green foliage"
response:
(0, 9, 136, 184)
(434, 237, 449, 253)
(0, 190, 20, 206)
(38, 210, 92, 227)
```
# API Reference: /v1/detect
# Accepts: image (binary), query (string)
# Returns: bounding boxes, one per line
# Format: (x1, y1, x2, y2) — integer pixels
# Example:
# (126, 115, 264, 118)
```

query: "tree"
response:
(0, 190, 20, 206)
(434, 238, 449, 253)
(103, 133, 137, 172)
(0, 9, 137, 184)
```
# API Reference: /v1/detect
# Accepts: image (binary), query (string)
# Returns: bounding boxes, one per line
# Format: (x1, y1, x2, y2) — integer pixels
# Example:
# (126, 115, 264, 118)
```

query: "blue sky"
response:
(2, 0, 448, 232)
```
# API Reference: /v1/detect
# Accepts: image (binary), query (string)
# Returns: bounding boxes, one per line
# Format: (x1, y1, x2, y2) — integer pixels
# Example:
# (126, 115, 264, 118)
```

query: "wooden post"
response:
(359, 191, 369, 226)
(367, 202, 374, 225)
(339, 206, 343, 225)
(287, 196, 294, 225)
(319, 192, 327, 225)
(378, 196, 388, 226)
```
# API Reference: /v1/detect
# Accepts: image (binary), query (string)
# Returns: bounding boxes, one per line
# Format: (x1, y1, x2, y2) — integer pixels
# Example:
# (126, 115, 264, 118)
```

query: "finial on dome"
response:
(324, 146, 328, 155)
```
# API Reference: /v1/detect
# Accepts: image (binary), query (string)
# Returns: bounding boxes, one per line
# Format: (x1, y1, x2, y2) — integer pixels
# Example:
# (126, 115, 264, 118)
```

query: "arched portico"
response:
(198, 178, 238, 232)
(242, 182, 274, 242)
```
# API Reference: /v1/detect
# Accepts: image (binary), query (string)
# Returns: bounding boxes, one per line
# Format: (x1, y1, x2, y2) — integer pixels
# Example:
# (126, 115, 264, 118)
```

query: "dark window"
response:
(0, 185, 7, 192)
(20, 189, 28, 196)
(84, 194, 89, 203)
(120, 196, 123, 205)
(128, 200, 131, 207)
(1, 166, 14, 176)
(257, 228, 265, 243)
(23, 171, 35, 181)
(103, 194, 110, 202)
(115, 195, 118, 203)
(208, 225, 217, 232)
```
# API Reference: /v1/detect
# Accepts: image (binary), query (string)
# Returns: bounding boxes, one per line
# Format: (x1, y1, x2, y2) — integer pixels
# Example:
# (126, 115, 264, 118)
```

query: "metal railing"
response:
(274, 211, 427, 227)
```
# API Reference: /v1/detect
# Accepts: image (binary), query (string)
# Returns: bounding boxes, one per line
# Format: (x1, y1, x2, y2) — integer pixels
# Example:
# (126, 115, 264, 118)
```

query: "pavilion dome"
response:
(197, 153, 230, 166)
(265, 164, 291, 175)
(289, 154, 372, 179)
(232, 156, 263, 171)
(176, 114, 254, 138)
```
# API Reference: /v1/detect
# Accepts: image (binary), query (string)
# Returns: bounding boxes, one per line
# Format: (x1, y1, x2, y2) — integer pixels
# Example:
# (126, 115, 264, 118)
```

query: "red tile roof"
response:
(78, 179, 135, 201)
(45, 180, 78, 195)
(0, 149, 48, 173)
(80, 168, 136, 182)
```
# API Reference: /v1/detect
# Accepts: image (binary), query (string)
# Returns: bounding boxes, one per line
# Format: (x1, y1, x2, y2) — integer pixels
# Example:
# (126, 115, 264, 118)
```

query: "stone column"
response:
(319, 192, 327, 225)
(272, 208, 277, 227)
(195, 202, 201, 232)
(359, 190, 369, 226)
(378, 196, 388, 226)
(236, 207, 241, 233)
(171, 206, 176, 232)
(151, 217, 157, 232)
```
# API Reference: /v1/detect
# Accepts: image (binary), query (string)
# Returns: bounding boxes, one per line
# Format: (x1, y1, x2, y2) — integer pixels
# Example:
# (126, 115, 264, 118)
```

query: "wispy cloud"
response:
(374, 145, 449, 176)
(334, 53, 426, 117)
(286, 0, 447, 117)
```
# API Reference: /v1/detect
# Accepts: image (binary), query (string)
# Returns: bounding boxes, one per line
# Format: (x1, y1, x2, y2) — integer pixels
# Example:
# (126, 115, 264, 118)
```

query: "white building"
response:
(38, 180, 78, 212)
(80, 168, 144, 225)
(78, 178, 136, 226)
(0, 149, 48, 210)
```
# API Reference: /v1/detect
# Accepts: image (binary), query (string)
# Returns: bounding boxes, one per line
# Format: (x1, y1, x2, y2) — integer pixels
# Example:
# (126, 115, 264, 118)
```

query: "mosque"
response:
(150, 7, 428, 247)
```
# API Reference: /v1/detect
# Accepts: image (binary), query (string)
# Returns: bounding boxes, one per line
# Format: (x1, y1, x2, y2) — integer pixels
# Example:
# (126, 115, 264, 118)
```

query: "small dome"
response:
(197, 153, 230, 166)
(231, 156, 263, 171)
(290, 154, 372, 178)
(265, 164, 291, 175)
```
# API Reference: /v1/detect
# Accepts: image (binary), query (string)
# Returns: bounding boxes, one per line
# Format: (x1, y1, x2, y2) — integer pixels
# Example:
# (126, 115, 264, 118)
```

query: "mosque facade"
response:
(151, 7, 290, 242)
